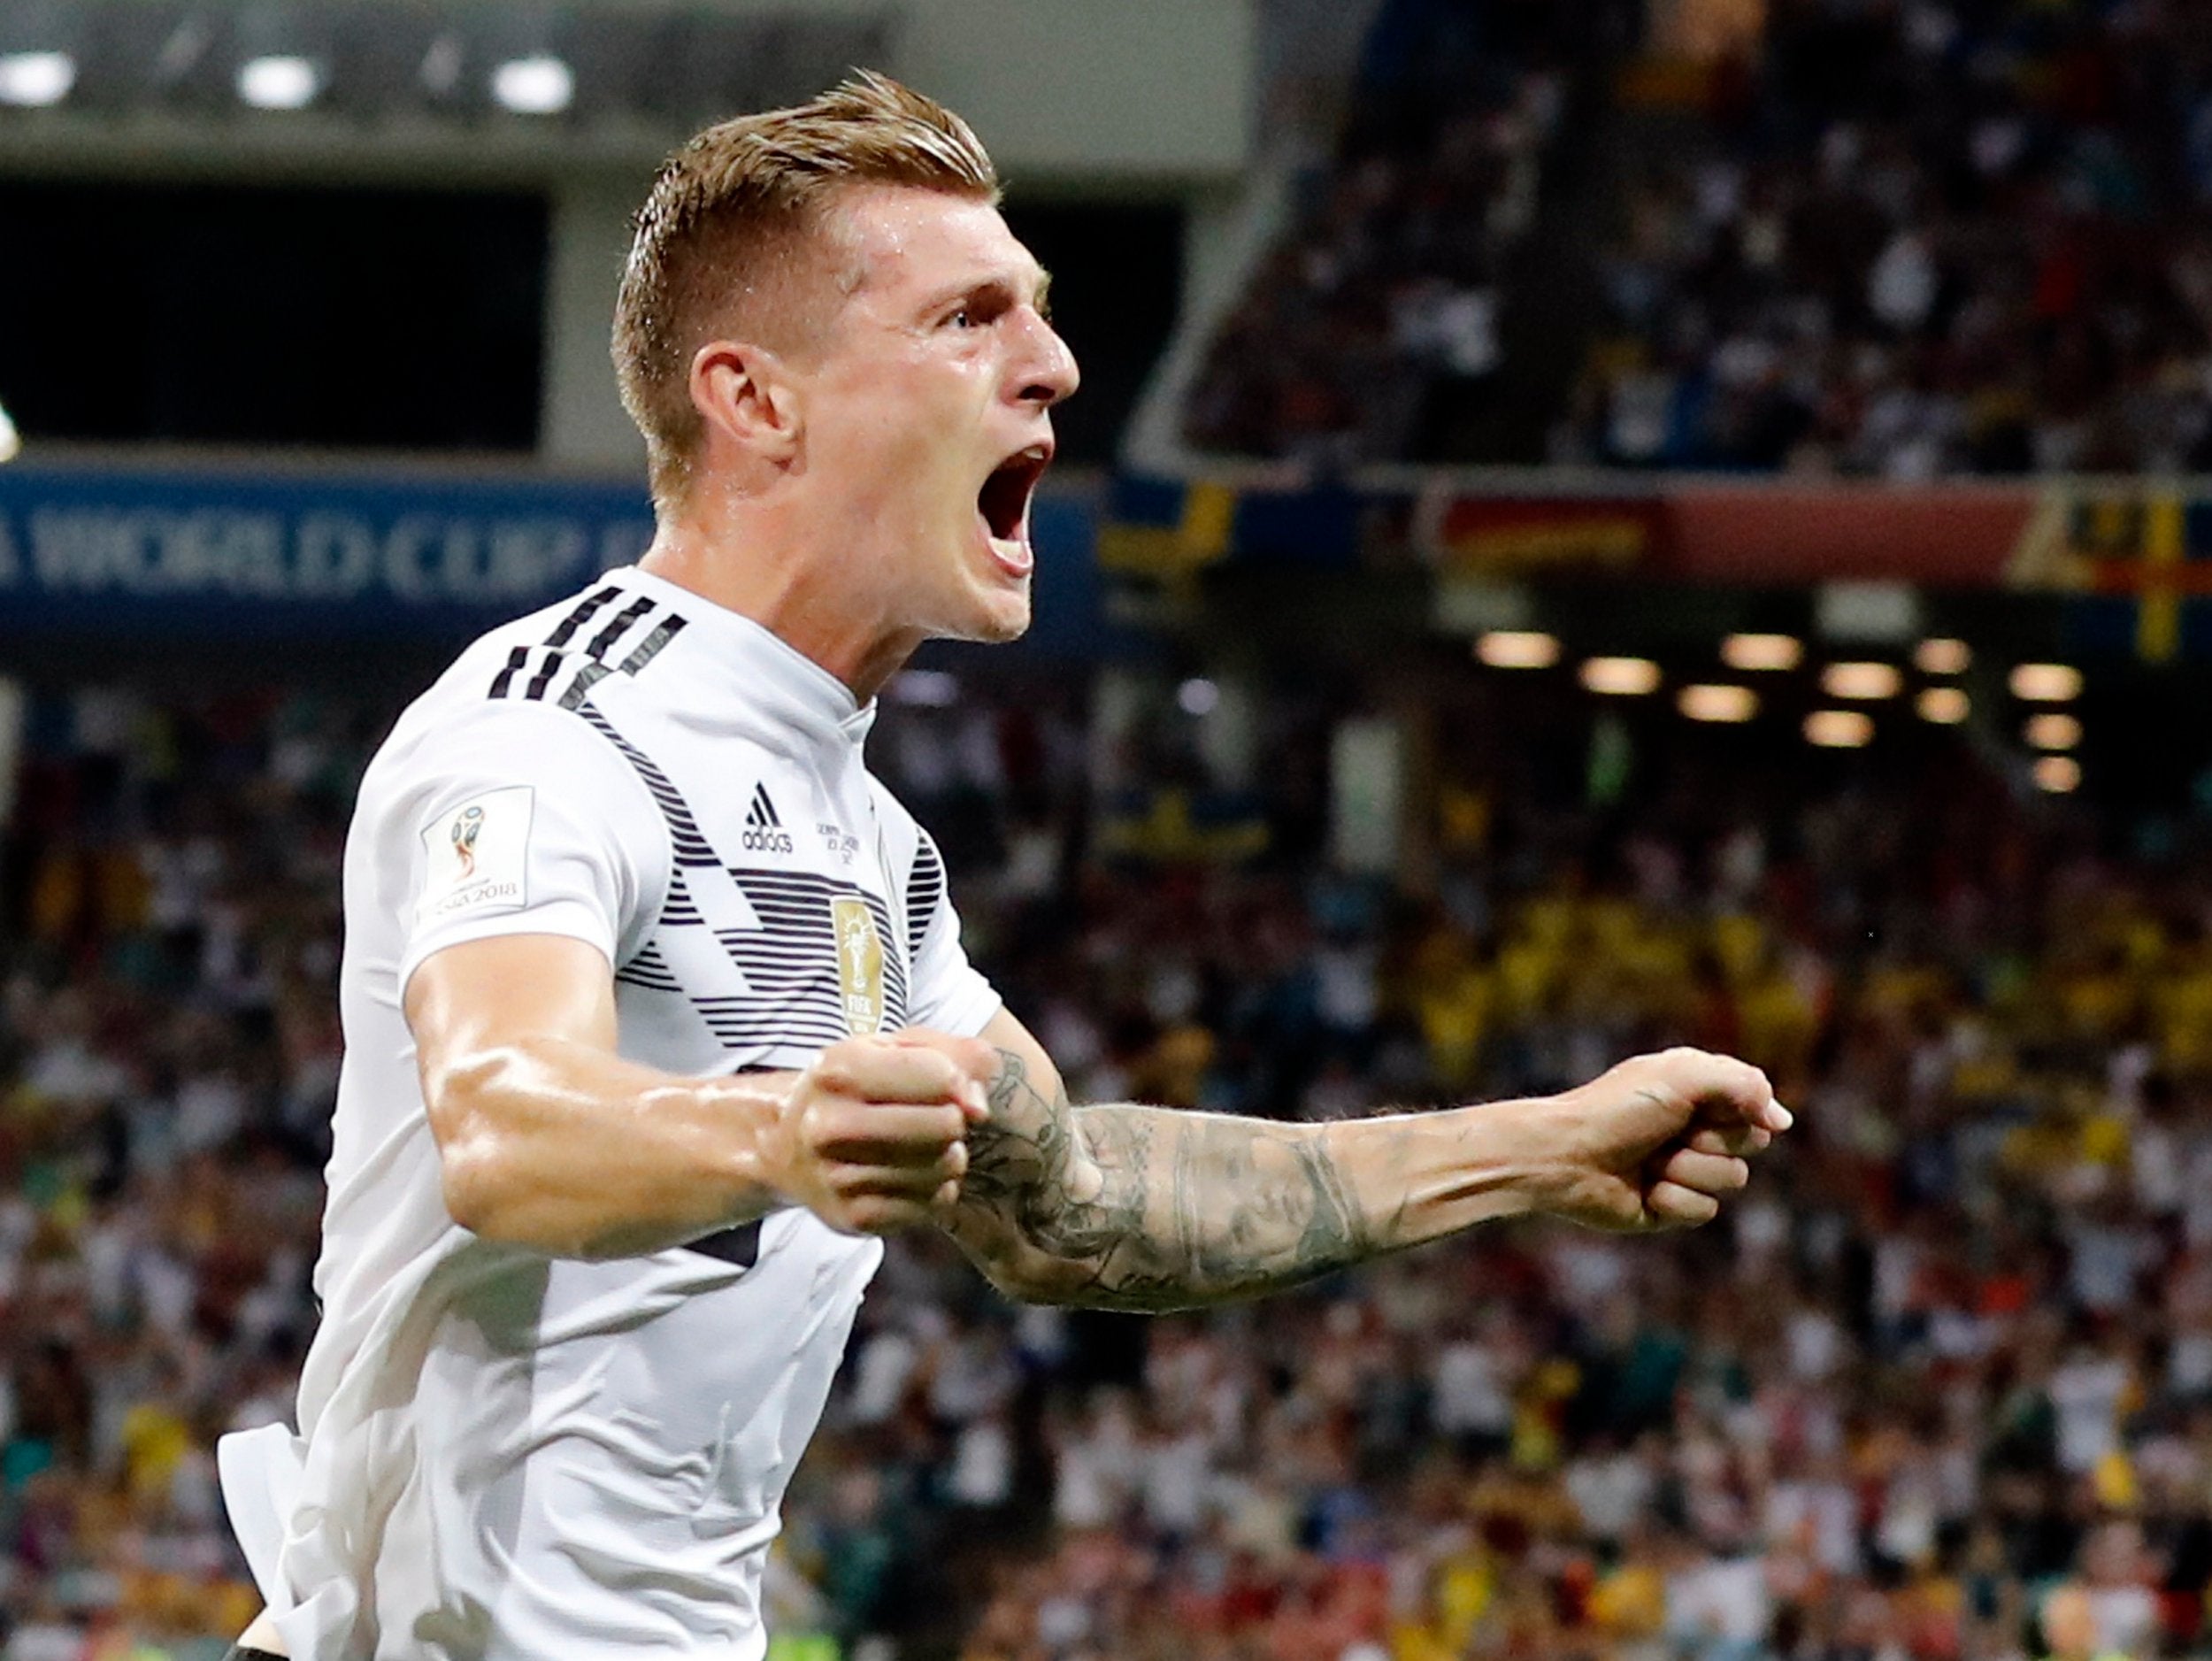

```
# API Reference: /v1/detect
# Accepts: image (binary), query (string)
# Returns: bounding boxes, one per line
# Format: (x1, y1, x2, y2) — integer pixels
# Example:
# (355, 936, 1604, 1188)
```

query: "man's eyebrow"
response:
(912, 267, 1054, 322)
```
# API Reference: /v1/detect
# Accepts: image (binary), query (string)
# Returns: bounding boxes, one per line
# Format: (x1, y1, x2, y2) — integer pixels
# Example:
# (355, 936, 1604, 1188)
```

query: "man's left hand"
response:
(1511, 1046, 1793, 1232)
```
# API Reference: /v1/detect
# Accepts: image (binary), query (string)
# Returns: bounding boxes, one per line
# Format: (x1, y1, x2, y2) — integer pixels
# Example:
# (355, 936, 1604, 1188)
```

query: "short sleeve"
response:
(390, 701, 671, 996)
(903, 831, 1001, 1037)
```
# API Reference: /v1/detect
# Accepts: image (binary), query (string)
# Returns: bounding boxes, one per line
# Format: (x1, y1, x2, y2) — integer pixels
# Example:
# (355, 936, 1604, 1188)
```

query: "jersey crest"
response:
(832, 897, 887, 1036)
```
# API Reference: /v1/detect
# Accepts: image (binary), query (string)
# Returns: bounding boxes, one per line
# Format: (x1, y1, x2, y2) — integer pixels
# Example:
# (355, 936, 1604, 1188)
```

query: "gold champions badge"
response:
(831, 897, 885, 1036)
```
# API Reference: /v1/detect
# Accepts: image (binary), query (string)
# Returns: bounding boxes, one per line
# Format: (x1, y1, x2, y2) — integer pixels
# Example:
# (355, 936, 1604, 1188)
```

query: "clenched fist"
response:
(1522, 1047, 1794, 1232)
(760, 1029, 999, 1235)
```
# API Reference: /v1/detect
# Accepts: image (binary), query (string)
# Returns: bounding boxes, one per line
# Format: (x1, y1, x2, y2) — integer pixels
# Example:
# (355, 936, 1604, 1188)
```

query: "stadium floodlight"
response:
(1476, 631, 1559, 669)
(1177, 678, 1219, 717)
(888, 669, 957, 706)
(491, 55, 572, 115)
(1579, 657, 1662, 696)
(2034, 755, 2081, 794)
(0, 50, 73, 107)
(1821, 661, 1903, 701)
(1914, 637, 1971, 675)
(2010, 663, 2082, 702)
(238, 54, 322, 110)
(2025, 712, 2081, 751)
(1720, 633, 1802, 672)
(1916, 687, 1969, 724)
(0, 399, 19, 465)
(1804, 710, 1874, 748)
(1678, 684, 1758, 723)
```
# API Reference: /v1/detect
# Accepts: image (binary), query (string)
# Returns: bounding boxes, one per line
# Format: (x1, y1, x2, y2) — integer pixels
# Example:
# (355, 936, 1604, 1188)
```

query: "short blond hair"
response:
(613, 70, 1001, 508)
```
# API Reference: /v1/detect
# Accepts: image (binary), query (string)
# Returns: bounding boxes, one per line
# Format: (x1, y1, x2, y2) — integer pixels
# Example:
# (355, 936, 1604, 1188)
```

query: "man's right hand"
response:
(761, 1030, 999, 1234)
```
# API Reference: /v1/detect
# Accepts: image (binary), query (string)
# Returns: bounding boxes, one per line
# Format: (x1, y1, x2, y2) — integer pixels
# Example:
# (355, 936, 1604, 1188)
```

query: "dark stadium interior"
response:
(0, 184, 549, 451)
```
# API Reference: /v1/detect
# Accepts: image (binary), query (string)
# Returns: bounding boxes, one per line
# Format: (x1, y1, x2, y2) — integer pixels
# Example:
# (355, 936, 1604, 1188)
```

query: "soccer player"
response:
(218, 73, 1792, 1660)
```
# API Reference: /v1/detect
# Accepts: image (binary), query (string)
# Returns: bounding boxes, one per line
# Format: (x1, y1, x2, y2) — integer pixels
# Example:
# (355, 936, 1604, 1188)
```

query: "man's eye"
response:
(946, 307, 974, 329)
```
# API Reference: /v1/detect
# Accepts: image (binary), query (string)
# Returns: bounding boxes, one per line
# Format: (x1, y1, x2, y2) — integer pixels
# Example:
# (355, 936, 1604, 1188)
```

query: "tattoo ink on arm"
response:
(952, 1048, 1382, 1311)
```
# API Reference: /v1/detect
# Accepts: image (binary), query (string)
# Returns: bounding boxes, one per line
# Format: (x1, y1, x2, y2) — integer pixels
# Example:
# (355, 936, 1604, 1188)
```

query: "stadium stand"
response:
(1560, 0, 2212, 476)
(1186, 0, 2212, 477)
(5, 667, 2212, 1659)
(1179, 0, 1603, 466)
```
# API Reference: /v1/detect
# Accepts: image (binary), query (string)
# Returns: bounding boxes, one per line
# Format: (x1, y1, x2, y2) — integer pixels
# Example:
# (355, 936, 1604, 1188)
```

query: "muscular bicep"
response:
(403, 933, 618, 1153)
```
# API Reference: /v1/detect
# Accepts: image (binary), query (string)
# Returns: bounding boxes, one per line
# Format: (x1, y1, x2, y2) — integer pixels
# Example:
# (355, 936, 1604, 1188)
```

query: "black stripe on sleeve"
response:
(522, 648, 566, 703)
(587, 595, 660, 659)
(544, 585, 625, 649)
(488, 645, 531, 700)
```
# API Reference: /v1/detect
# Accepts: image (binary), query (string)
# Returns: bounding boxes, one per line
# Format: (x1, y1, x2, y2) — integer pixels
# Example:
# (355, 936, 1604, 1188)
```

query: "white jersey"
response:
(217, 566, 1001, 1660)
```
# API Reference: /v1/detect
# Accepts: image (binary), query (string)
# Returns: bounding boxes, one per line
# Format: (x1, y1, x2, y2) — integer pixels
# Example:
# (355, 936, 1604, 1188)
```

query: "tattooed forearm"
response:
(952, 1048, 1385, 1311)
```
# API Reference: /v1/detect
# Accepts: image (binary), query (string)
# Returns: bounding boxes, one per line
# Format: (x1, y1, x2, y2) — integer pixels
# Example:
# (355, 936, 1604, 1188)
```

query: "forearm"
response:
(429, 1039, 794, 1259)
(952, 1049, 1551, 1311)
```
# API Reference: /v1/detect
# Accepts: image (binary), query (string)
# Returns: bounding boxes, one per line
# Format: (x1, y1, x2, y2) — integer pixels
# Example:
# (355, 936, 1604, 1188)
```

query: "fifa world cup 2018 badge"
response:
(832, 898, 885, 1037)
(452, 805, 485, 880)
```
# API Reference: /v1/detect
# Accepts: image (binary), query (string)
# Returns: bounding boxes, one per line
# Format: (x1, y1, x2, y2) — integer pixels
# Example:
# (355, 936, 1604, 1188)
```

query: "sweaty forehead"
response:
(835, 185, 1042, 304)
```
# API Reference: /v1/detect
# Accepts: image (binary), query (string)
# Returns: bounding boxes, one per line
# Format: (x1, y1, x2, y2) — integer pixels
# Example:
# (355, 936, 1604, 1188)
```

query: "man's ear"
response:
(689, 339, 802, 465)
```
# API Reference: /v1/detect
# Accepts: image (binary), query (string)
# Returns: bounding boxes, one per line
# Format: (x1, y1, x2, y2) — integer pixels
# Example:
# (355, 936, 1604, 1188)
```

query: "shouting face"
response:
(790, 186, 1079, 645)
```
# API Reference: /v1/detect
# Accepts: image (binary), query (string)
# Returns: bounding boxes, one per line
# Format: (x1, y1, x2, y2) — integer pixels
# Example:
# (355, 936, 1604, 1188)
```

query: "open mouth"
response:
(976, 443, 1052, 569)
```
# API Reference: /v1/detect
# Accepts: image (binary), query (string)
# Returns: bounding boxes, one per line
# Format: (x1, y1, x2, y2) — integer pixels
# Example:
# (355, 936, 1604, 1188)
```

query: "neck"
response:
(639, 510, 923, 704)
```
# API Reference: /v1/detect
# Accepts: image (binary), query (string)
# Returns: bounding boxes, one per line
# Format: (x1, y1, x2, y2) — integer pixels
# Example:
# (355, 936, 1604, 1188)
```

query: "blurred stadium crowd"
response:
(1192, 0, 2212, 475)
(4, 671, 2212, 1659)
(1185, 0, 1581, 464)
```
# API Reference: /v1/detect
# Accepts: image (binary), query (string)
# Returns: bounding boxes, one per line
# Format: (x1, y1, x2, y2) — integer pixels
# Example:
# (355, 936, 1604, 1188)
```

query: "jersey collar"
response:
(606, 565, 878, 750)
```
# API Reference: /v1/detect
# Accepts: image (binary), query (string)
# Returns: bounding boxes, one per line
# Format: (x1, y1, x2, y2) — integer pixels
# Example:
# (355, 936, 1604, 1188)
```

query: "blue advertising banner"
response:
(0, 464, 657, 637)
(0, 463, 1105, 652)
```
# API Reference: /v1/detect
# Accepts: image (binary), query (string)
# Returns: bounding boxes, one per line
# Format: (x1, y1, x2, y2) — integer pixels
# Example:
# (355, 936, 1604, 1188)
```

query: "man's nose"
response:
(1013, 311, 1079, 408)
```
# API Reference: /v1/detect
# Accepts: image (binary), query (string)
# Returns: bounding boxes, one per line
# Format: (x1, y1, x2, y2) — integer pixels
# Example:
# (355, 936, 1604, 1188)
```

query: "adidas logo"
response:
(742, 782, 795, 854)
